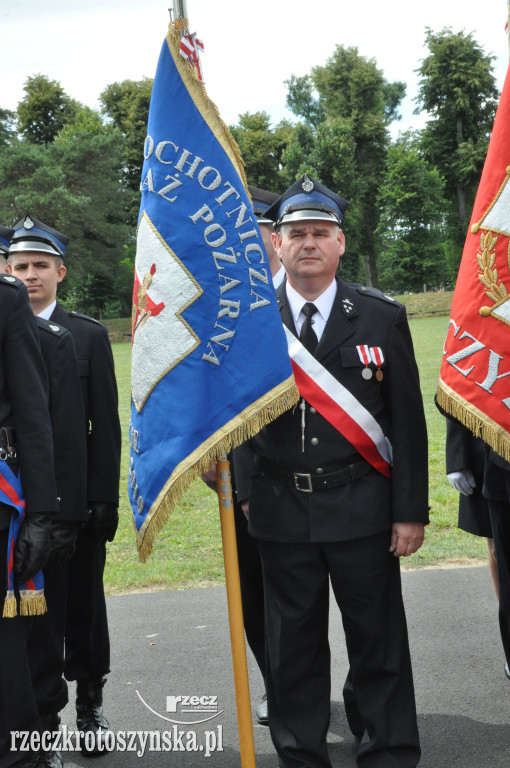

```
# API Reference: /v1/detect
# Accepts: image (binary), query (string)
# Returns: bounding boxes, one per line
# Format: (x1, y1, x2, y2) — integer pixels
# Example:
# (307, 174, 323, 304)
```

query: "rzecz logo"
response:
(136, 690, 223, 725)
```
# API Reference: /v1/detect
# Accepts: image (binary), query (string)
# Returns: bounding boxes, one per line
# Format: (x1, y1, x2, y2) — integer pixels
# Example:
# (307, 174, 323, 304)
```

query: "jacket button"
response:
(311, 437, 319, 446)
(310, 407, 317, 414)
(315, 467, 324, 474)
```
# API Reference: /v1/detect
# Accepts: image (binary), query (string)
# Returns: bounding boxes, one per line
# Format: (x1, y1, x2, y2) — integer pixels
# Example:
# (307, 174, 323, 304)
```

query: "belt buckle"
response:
(294, 472, 313, 493)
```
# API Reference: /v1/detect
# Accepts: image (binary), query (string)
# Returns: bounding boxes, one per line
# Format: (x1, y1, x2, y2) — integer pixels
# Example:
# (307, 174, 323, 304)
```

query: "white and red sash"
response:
(284, 327, 392, 478)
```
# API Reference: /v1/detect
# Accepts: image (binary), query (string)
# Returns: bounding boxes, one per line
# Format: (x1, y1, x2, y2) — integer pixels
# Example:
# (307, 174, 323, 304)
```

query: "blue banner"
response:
(129, 25, 297, 560)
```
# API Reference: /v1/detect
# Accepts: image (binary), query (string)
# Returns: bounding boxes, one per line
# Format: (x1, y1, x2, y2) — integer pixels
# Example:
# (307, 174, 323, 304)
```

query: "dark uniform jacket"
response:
(35, 317, 88, 522)
(247, 277, 429, 544)
(49, 303, 121, 507)
(0, 277, 57, 523)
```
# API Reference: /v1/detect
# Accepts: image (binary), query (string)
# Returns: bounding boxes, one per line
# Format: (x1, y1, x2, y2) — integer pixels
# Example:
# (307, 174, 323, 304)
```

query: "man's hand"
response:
(14, 513, 51, 583)
(86, 503, 119, 546)
(389, 522, 425, 558)
(44, 521, 82, 572)
(447, 469, 476, 496)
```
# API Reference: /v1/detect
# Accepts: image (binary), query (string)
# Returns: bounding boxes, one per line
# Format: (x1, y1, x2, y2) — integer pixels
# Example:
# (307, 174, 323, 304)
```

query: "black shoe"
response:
(255, 693, 268, 726)
(505, 662, 510, 680)
(33, 749, 63, 768)
(76, 677, 112, 755)
(32, 715, 63, 768)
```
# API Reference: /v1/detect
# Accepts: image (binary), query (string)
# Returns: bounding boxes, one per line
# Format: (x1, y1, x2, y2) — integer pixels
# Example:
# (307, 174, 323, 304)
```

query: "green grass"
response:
(104, 308, 488, 595)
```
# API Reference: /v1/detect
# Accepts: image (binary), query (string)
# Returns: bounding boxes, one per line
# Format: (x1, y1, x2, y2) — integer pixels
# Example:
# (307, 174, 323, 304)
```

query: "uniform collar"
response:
(285, 278, 337, 326)
(37, 300, 57, 320)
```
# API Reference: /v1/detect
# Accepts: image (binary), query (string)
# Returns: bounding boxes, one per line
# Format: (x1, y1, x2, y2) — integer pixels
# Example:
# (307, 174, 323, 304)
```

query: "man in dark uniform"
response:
(202, 186, 281, 726)
(7, 215, 121, 754)
(478, 448, 510, 681)
(445, 420, 498, 592)
(4, 218, 89, 767)
(27, 315, 88, 768)
(0, 270, 58, 766)
(242, 175, 429, 768)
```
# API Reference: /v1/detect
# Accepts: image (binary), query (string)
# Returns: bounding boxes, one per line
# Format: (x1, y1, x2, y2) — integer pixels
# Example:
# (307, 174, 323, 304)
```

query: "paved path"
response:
(58, 566, 510, 767)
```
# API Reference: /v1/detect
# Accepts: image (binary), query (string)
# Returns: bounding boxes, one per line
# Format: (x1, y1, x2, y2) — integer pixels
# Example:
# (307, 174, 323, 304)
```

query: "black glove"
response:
(14, 513, 51, 584)
(44, 520, 82, 573)
(86, 502, 119, 546)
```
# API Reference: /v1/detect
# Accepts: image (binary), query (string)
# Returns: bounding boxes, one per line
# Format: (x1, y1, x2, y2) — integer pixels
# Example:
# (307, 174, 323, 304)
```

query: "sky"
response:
(2, 0, 510, 136)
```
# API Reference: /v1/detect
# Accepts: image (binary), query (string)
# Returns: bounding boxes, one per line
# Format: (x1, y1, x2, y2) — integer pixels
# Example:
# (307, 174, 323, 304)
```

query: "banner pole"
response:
(216, 456, 257, 768)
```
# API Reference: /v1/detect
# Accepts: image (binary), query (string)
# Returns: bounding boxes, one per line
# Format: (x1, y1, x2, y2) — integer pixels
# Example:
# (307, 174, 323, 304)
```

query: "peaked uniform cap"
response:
(265, 174, 349, 227)
(248, 185, 279, 224)
(0, 226, 14, 255)
(10, 215, 69, 258)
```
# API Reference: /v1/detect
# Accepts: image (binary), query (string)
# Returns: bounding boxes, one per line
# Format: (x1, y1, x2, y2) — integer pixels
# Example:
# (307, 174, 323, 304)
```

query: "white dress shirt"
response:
(285, 279, 337, 343)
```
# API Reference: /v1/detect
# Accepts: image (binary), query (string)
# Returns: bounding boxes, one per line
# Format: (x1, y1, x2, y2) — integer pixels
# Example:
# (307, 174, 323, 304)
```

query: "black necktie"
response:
(300, 302, 318, 354)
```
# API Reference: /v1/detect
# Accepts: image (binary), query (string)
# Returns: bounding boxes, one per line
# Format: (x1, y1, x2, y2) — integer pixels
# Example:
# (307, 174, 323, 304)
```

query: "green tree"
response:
(285, 46, 406, 287)
(376, 133, 449, 292)
(0, 109, 16, 146)
(230, 111, 294, 192)
(17, 74, 81, 144)
(415, 27, 498, 251)
(0, 109, 135, 317)
(100, 78, 153, 225)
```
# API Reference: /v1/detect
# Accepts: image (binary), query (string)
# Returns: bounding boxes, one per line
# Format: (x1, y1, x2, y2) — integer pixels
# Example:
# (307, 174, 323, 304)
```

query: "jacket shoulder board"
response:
(69, 310, 103, 326)
(35, 316, 69, 338)
(354, 284, 403, 308)
(0, 274, 23, 289)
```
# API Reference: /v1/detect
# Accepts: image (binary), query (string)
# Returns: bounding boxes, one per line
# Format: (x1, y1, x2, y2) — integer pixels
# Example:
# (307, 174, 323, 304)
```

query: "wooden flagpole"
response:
(216, 456, 257, 767)
(171, 3, 257, 762)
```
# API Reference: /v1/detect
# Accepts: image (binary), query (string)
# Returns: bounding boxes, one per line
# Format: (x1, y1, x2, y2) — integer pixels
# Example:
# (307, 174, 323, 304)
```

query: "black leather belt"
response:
(0, 426, 17, 461)
(254, 456, 371, 493)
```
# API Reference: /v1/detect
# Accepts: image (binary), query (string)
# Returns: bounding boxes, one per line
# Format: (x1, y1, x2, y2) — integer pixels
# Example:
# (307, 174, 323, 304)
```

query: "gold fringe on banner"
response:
(136, 377, 299, 562)
(437, 378, 510, 463)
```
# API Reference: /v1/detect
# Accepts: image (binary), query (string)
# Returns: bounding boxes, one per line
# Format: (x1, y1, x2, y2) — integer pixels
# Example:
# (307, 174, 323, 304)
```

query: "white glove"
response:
(447, 469, 476, 496)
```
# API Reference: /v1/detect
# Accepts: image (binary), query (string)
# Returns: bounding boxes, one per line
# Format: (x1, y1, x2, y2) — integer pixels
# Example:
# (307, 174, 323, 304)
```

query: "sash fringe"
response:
(19, 590, 47, 616)
(2, 591, 17, 618)
(437, 379, 510, 463)
(136, 380, 299, 562)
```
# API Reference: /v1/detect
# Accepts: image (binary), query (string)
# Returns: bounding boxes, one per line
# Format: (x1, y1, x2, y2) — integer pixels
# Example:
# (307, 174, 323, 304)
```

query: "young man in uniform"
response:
(0, 268, 58, 766)
(8, 216, 121, 755)
(242, 175, 429, 768)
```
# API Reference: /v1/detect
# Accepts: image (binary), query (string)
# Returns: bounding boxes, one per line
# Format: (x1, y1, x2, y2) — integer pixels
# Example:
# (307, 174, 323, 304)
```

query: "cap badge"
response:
(24, 216, 34, 229)
(302, 176, 314, 193)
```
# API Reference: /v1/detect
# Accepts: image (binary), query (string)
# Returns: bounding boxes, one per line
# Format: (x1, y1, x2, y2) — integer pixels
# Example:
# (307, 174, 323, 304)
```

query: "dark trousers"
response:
(27, 565, 69, 718)
(0, 530, 39, 767)
(64, 531, 110, 682)
(258, 531, 420, 768)
(233, 503, 266, 678)
(486, 499, 510, 666)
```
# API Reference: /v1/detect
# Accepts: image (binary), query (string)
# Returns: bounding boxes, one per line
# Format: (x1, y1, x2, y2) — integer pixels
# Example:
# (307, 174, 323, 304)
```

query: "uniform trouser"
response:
(64, 530, 110, 682)
(27, 564, 69, 718)
(486, 499, 510, 666)
(0, 530, 39, 767)
(258, 531, 420, 768)
(233, 502, 266, 679)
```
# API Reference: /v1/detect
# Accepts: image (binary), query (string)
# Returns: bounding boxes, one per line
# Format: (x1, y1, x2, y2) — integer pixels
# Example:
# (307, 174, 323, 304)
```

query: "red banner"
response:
(437, 64, 510, 460)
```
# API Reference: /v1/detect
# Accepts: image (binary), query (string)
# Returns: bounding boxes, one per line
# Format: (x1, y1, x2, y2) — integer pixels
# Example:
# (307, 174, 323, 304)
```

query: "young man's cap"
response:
(248, 185, 279, 224)
(10, 215, 69, 258)
(0, 226, 14, 255)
